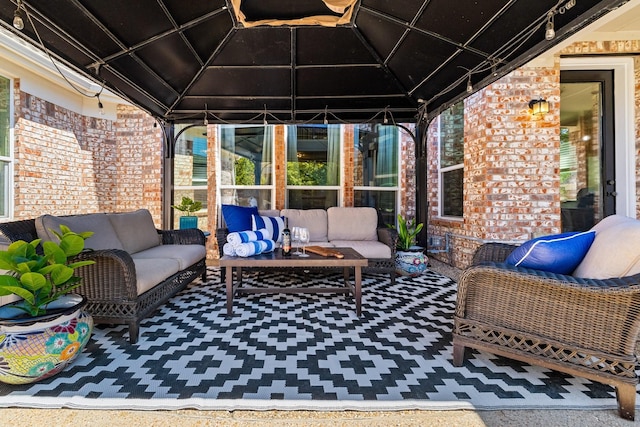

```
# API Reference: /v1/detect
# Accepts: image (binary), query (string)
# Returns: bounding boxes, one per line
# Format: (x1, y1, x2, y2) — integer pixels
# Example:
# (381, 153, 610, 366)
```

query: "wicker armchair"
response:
(0, 217, 206, 344)
(453, 242, 640, 420)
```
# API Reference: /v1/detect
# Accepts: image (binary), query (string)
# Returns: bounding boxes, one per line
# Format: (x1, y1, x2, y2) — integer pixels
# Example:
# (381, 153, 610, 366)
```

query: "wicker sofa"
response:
(0, 209, 207, 344)
(216, 206, 398, 283)
(453, 233, 640, 420)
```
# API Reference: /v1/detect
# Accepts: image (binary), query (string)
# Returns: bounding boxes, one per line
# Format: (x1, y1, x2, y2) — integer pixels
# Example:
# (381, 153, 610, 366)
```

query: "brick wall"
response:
(427, 63, 561, 268)
(12, 86, 164, 226)
(428, 39, 640, 269)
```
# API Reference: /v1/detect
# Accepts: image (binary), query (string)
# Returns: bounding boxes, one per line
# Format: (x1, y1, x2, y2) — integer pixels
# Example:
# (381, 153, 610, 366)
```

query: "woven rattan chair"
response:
(0, 217, 206, 344)
(453, 242, 640, 420)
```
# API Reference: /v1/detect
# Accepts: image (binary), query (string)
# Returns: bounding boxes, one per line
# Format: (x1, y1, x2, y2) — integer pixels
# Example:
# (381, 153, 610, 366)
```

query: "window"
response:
(0, 75, 11, 219)
(286, 124, 340, 209)
(173, 124, 207, 228)
(353, 124, 399, 226)
(219, 125, 274, 210)
(439, 101, 464, 218)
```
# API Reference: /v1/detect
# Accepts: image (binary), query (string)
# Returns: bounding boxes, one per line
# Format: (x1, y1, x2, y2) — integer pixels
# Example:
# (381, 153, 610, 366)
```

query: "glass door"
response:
(560, 70, 615, 232)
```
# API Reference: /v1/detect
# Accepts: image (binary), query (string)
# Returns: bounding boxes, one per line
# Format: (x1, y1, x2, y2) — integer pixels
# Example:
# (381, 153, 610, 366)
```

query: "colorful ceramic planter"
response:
(0, 294, 93, 385)
(395, 249, 428, 277)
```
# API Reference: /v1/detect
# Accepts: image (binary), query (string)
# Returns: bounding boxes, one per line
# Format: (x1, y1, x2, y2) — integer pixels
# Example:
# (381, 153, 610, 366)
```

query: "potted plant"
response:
(0, 225, 95, 384)
(172, 196, 202, 229)
(388, 214, 428, 277)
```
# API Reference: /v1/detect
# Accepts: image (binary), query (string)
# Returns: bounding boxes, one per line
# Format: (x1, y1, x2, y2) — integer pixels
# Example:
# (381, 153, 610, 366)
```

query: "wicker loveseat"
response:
(453, 239, 640, 420)
(0, 210, 207, 344)
(216, 206, 398, 283)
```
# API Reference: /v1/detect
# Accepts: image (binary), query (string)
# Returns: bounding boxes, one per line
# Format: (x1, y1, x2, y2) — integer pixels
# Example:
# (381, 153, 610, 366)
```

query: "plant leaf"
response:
(18, 272, 47, 291)
(50, 265, 74, 286)
(58, 234, 85, 257)
(43, 241, 67, 264)
(67, 260, 95, 269)
(0, 275, 21, 295)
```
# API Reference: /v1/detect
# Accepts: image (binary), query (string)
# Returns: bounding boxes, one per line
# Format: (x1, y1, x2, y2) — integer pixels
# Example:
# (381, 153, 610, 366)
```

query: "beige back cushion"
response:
(327, 207, 378, 241)
(573, 215, 640, 279)
(108, 209, 161, 254)
(280, 209, 328, 242)
(35, 213, 124, 250)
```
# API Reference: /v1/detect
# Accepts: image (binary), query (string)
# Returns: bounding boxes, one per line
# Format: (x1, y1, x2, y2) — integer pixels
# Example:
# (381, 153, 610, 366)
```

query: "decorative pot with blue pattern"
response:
(395, 249, 428, 277)
(0, 294, 93, 385)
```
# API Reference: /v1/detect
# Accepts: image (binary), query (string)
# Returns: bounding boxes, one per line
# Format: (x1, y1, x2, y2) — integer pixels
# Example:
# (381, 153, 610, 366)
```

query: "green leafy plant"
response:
(0, 226, 95, 317)
(171, 196, 202, 215)
(388, 214, 424, 251)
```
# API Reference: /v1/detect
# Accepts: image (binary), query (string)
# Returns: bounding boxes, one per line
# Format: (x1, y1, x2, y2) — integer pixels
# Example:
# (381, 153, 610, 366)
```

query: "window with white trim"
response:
(0, 75, 11, 219)
(439, 101, 464, 218)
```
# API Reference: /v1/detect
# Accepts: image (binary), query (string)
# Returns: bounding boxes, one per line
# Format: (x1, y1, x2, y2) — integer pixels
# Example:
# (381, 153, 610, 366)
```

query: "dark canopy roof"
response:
(0, 0, 629, 124)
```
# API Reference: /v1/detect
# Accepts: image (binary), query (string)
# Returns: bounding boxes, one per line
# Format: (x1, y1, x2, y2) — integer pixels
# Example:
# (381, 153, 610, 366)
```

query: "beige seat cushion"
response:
(35, 213, 124, 251)
(327, 207, 378, 241)
(130, 244, 205, 270)
(280, 209, 329, 242)
(330, 240, 391, 259)
(132, 258, 181, 295)
(574, 215, 640, 279)
(108, 209, 161, 254)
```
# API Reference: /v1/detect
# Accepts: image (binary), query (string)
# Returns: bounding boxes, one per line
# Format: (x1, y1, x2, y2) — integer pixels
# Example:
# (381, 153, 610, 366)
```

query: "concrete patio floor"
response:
(1, 408, 636, 426)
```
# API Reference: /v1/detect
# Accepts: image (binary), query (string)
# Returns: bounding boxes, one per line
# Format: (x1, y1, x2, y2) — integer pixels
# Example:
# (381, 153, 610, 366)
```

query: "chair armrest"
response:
(216, 228, 230, 255)
(159, 228, 206, 245)
(455, 263, 640, 356)
(471, 242, 518, 265)
(377, 227, 398, 256)
(73, 249, 139, 300)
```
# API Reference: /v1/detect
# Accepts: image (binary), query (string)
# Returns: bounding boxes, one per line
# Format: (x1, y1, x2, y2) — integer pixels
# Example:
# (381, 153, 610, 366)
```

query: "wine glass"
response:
(298, 227, 310, 257)
(291, 226, 301, 254)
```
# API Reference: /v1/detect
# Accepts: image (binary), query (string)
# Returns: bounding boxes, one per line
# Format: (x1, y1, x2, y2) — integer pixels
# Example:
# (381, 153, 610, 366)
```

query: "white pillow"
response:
(573, 215, 640, 279)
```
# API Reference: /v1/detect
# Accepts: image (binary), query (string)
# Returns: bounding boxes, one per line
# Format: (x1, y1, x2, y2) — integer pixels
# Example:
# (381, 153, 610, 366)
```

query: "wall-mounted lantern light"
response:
(528, 98, 550, 116)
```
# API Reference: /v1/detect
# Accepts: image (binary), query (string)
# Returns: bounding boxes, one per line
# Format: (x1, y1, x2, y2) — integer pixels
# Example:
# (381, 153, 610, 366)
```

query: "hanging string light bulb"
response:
(13, 0, 24, 30)
(466, 74, 473, 94)
(545, 12, 555, 40)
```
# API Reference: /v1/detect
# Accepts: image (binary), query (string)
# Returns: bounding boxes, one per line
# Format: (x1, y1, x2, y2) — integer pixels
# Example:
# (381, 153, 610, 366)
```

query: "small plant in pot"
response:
(388, 214, 428, 277)
(0, 225, 95, 384)
(172, 196, 202, 229)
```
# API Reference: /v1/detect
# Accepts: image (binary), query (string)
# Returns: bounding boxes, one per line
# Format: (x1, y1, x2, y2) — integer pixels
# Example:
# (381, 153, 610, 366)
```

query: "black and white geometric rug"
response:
(0, 268, 624, 411)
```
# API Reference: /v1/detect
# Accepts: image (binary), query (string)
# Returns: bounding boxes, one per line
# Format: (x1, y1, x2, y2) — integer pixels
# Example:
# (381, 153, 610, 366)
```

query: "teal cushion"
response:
(506, 231, 596, 274)
(222, 204, 259, 232)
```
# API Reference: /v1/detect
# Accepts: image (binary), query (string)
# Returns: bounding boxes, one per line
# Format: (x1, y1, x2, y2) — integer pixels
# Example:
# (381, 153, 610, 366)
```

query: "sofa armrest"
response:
(216, 228, 230, 255)
(377, 227, 398, 256)
(159, 228, 206, 246)
(73, 249, 139, 300)
(455, 263, 640, 356)
(471, 242, 518, 266)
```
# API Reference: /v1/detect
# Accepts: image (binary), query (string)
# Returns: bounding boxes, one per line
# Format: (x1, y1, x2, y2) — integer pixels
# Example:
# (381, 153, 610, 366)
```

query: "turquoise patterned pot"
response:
(395, 249, 428, 277)
(0, 294, 93, 385)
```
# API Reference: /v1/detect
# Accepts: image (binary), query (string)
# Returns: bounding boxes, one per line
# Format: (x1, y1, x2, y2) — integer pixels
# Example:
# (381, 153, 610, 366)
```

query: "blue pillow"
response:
(506, 231, 596, 274)
(222, 204, 259, 232)
(252, 214, 285, 243)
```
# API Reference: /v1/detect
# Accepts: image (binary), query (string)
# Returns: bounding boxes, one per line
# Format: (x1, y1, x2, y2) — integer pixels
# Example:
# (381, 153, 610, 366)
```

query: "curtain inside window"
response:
(220, 126, 237, 204)
(326, 124, 340, 186)
(375, 125, 398, 187)
(260, 125, 273, 185)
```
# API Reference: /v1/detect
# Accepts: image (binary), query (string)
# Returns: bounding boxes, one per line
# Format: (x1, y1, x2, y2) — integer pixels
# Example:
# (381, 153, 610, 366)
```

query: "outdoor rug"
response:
(0, 268, 626, 411)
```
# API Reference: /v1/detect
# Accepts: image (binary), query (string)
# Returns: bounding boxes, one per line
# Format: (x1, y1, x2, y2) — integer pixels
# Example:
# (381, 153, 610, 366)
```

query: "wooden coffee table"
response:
(219, 247, 368, 316)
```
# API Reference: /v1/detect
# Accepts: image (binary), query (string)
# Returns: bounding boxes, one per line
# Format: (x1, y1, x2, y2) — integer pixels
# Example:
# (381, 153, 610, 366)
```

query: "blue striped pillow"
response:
(252, 215, 285, 243)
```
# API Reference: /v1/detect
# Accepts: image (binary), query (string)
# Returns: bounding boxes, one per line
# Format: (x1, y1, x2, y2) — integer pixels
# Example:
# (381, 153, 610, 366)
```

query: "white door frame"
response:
(560, 56, 636, 218)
